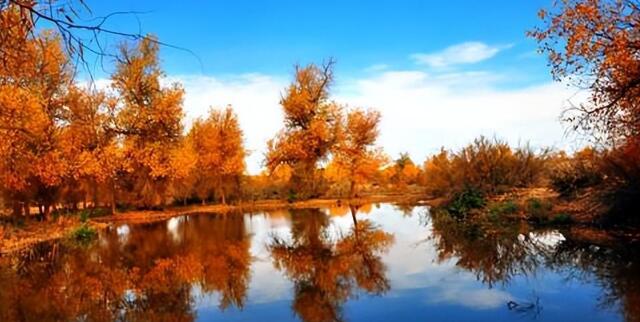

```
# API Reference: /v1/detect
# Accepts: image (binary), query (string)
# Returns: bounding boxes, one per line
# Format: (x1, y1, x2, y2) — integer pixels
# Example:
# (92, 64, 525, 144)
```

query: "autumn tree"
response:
(0, 18, 74, 218)
(59, 88, 120, 212)
(266, 60, 342, 199)
(532, 0, 640, 221)
(333, 108, 386, 198)
(387, 153, 420, 188)
(530, 0, 640, 143)
(188, 107, 246, 204)
(111, 37, 187, 208)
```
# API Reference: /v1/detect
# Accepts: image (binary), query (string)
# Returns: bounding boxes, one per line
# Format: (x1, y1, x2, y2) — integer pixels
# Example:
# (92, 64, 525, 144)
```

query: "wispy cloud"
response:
(411, 42, 510, 68)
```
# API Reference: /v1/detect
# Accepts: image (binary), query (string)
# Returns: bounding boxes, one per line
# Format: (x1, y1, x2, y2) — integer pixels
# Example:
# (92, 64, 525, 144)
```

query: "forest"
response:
(1, 0, 639, 246)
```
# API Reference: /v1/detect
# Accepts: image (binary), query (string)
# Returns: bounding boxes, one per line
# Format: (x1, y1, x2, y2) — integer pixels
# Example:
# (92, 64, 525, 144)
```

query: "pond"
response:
(0, 203, 638, 322)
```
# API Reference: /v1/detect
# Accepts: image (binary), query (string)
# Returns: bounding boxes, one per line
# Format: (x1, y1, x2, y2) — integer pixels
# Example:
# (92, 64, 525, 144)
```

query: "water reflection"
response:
(0, 204, 638, 322)
(429, 210, 555, 287)
(0, 214, 251, 321)
(267, 207, 393, 322)
(428, 209, 640, 322)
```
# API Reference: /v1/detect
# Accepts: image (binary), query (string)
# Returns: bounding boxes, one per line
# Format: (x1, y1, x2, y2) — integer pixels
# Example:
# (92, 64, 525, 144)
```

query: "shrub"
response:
(548, 148, 602, 197)
(423, 136, 548, 198)
(447, 187, 486, 218)
(287, 190, 298, 203)
(526, 198, 552, 223)
(79, 209, 90, 223)
(488, 200, 519, 219)
(598, 140, 640, 224)
(547, 142, 640, 225)
(549, 213, 573, 225)
(70, 224, 97, 243)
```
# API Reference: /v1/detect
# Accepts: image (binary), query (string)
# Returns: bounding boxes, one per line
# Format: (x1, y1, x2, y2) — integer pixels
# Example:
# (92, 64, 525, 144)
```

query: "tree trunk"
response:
(43, 204, 51, 221)
(23, 202, 30, 217)
(12, 201, 22, 217)
(350, 205, 359, 240)
(111, 181, 117, 215)
(349, 180, 356, 199)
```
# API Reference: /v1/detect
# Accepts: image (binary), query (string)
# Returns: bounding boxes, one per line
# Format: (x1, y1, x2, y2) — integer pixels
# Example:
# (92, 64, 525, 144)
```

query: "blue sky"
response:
(79, 0, 584, 173)
(86, 0, 549, 81)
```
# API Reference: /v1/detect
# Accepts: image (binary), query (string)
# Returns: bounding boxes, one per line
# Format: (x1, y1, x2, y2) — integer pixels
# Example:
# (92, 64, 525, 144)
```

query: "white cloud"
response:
(411, 42, 508, 68)
(335, 70, 586, 162)
(169, 74, 288, 174)
(90, 53, 584, 174)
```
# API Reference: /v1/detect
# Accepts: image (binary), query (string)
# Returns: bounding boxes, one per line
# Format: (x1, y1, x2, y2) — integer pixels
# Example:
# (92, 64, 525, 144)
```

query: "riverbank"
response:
(0, 193, 427, 254)
(1, 188, 633, 255)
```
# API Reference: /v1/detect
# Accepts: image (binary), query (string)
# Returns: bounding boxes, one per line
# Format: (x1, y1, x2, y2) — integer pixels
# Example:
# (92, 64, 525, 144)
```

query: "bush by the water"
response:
(548, 142, 640, 225)
(598, 140, 640, 224)
(526, 198, 553, 223)
(488, 200, 519, 220)
(548, 148, 602, 197)
(446, 188, 486, 218)
(423, 136, 548, 199)
(69, 224, 97, 243)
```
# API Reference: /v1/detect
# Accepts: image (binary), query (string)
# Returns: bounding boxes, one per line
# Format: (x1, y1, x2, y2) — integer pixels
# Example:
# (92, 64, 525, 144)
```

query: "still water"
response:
(1, 203, 638, 322)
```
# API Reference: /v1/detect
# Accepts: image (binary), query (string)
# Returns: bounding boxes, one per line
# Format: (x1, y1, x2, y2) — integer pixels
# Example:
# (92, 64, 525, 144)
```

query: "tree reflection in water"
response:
(0, 214, 251, 322)
(429, 209, 640, 322)
(545, 229, 640, 322)
(268, 207, 394, 322)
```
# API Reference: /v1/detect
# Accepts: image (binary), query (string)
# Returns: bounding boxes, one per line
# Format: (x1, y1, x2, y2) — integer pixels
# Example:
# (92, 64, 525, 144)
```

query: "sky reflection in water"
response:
(1, 203, 637, 322)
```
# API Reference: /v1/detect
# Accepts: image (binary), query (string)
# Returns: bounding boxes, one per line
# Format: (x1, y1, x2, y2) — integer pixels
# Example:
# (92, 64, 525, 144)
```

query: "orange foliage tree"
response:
(111, 37, 188, 208)
(530, 0, 640, 142)
(532, 0, 640, 221)
(333, 108, 386, 198)
(188, 107, 246, 204)
(266, 61, 342, 199)
(0, 17, 75, 218)
(59, 88, 120, 211)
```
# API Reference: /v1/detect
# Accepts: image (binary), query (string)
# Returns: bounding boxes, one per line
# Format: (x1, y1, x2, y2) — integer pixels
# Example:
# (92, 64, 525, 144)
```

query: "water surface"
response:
(1, 203, 638, 322)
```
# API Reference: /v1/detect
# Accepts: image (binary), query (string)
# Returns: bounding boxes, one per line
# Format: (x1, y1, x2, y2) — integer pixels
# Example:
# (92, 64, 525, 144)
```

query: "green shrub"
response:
(447, 187, 486, 217)
(70, 224, 97, 243)
(489, 200, 520, 215)
(549, 213, 573, 225)
(488, 200, 519, 220)
(526, 198, 552, 223)
(287, 190, 298, 203)
(79, 209, 90, 223)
